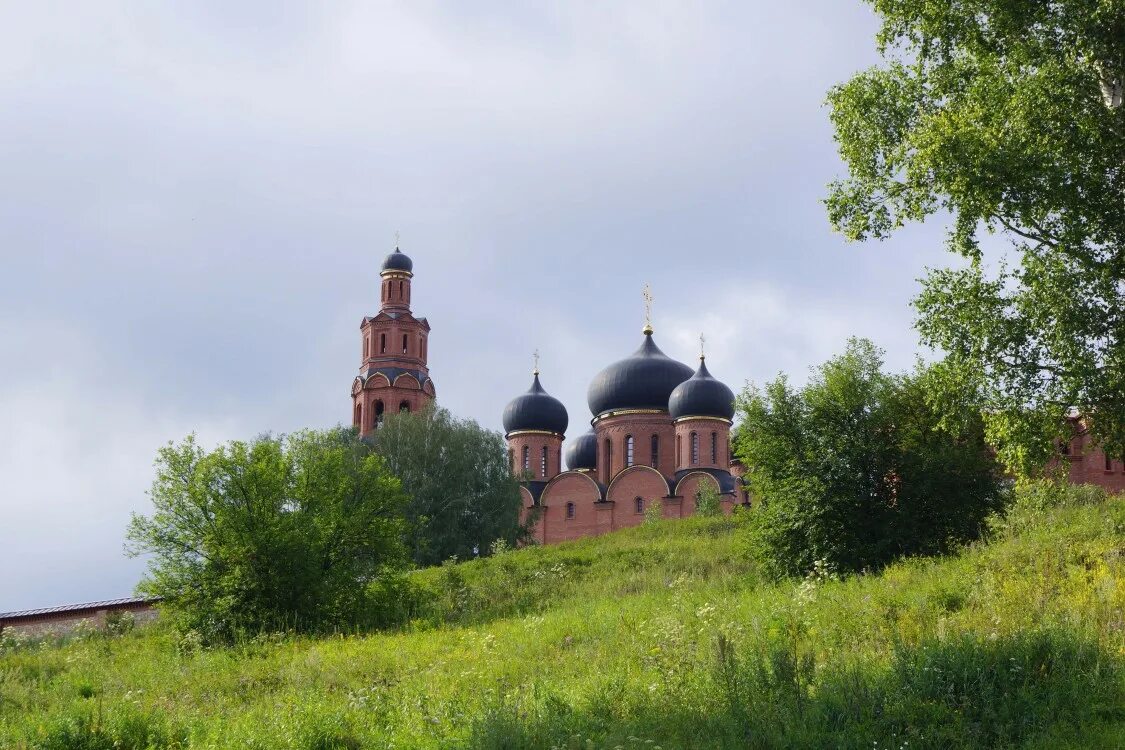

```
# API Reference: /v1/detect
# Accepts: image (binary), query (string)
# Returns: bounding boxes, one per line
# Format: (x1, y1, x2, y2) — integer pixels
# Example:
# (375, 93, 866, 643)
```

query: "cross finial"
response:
(532, 348, 540, 375)
(642, 283, 654, 334)
(394, 230, 400, 250)
(699, 332, 706, 360)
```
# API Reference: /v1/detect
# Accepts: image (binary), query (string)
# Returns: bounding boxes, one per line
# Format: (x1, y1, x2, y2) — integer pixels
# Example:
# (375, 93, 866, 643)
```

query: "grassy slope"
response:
(1, 494, 1124, 749)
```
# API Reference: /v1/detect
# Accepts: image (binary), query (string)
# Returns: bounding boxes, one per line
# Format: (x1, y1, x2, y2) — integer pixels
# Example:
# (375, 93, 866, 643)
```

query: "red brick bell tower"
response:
(351, 246, 436, 436)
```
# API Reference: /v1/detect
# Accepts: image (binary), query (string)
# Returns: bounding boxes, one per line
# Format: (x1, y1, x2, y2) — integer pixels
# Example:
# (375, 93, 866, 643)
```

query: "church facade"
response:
(502, 315, 747, 546)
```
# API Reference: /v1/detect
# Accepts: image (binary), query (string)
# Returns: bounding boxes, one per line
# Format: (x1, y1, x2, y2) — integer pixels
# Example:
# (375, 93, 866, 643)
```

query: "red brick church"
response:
(501, 288, 747, 546)
(351, 246, 1124, 547)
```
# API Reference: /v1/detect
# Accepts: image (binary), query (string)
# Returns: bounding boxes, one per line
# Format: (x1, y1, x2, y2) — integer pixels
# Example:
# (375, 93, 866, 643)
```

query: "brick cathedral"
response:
(351, 246, 1125, 547)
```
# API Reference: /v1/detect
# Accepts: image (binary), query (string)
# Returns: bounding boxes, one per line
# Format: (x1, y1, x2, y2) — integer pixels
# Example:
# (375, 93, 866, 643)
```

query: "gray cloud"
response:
(0, 1, 958, 610)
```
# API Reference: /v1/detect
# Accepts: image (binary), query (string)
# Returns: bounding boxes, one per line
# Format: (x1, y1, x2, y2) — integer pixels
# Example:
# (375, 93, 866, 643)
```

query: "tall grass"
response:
(1, 483, 1123, 748)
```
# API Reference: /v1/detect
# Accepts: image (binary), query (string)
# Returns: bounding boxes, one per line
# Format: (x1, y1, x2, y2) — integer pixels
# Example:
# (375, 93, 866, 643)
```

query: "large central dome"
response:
(587, 332, 693, 417)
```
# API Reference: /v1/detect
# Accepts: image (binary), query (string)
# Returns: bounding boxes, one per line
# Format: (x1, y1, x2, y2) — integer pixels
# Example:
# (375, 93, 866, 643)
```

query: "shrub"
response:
(735, 339, 1005, 577)
(126, 429, 409, 643)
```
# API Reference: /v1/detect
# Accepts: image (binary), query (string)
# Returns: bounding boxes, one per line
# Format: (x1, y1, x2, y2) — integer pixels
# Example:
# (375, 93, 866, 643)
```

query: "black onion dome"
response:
(381, 247, 414, 273)
(587, 333, 694, 417)
(668, 358, 736, 420)
(565, 429, 597, 471)
(502, 373, 569, 435)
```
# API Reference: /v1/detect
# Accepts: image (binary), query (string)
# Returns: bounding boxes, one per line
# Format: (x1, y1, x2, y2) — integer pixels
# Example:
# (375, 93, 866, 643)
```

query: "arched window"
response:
(380, 334, 386, 354)
(1107, 453, 1115, 471)
(677, 434, 683, 465)
(402, 334, 409, 354)
(711, 432, 718, 464)
(374, 400, 385, 428)
(625, 435, 634, 467)
(398, 280, 403, 297)
(399, 400, 410, 413)
(634, 496, 644, 514)
(354, 403, 362, 427)
(522, 446, 530, 471)
(651, 434, 659, 467)
(419, 335, 424, 359)
(557, 447, 562, 473)
(363, 338, 369, 357)
(604, 439, 612, 473)
(566, 501, 576, 519)
(509, 449, 515, 473)
(690, 432, 699, 465)
(541, 446, 548, 478)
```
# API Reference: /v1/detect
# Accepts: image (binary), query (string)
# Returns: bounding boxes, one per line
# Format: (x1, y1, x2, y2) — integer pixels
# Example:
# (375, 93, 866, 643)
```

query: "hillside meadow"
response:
(1, 485, 1123, 749)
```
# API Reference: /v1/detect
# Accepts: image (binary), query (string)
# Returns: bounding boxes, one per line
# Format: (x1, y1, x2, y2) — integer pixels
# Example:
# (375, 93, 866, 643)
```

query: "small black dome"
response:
(668, 358, 735, 420)
(565, 429, 597, 470)
(587, 333, 693, 417)
(503, 373, 569, 435)
(381, 247, 414, 273)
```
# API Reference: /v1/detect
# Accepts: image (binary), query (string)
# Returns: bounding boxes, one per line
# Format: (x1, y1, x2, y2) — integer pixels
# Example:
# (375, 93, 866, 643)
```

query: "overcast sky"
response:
(0, 1, 962, 611)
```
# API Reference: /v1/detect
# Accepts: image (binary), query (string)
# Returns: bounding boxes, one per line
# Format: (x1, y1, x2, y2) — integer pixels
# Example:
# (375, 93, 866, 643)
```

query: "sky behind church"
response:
(1, 1, 960, 611)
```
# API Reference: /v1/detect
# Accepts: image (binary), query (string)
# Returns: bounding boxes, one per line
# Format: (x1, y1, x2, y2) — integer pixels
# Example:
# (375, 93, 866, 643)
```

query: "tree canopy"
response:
(734, 338, 1005, 578)
(827, 1, 1125, 474)
(126, 428, 408, 641)
(366, 405, 528, 567)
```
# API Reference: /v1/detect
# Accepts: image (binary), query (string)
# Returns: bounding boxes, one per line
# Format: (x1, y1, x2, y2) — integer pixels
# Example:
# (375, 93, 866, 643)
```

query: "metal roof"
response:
(0, 596, 159, 621)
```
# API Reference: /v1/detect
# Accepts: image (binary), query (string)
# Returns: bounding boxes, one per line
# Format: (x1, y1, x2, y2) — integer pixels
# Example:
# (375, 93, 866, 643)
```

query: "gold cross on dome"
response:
(642, 283, 654, 324)
(700, 332, 706, 359)
(394, 230, 400, 249)
(533, 349, 540, 375)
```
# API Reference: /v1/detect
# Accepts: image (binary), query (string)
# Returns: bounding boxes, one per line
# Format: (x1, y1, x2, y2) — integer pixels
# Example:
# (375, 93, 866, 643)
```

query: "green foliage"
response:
(826, 1, 1125, 474)
(694, 483, 722, 517)
(125, 429, 409, 642)
(734, 338, 1005, 577)
(367, 405, 528, 567)
(4, 488, 1123, 748)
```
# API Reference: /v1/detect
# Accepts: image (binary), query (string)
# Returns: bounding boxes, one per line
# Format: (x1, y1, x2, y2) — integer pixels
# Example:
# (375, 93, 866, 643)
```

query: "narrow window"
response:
(691, 432, 699, 465)
(677, 434, 683, 465)
(604, 439, 612, 473)
(557, 447, 562, 474)
(523, 446, 530, 471)
(402, 334, 409, 354)
(363, 338, 369, 357)
(541, 446, 548, 478)
(1107, 453, 1114, 471)
(399, 400, 410, 413)
(711, 432, 717, 464)
(509, 449, 515, 472)
(634, 496, 644, 514)
(374, 400, 385, 427)
(380, 334, 386, 354)
(354, 404, 361, 427)
(566, 501, 575, 519)
(625, 435, 634, 467)
(651, 434, 659, 467)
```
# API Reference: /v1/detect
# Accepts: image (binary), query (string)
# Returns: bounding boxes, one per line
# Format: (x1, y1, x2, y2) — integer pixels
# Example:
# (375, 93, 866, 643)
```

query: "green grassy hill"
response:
(2, 487, 1124, 749)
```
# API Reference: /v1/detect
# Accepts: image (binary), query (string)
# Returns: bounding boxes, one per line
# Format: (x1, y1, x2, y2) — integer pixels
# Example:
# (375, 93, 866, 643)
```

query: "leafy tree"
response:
(826, 1, 1125, 474)
(734, 339, 1004, 578)
(367, 405, 527, 567)
(126, 428, 408, 641)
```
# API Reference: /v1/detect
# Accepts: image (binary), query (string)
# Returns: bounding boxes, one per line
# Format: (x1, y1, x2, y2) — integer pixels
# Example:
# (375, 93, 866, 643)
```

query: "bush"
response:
(126, 428, 409, 642)
(734, 339, 1005, 577)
